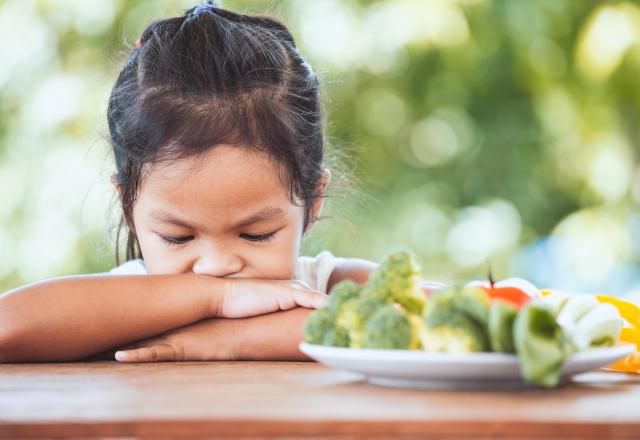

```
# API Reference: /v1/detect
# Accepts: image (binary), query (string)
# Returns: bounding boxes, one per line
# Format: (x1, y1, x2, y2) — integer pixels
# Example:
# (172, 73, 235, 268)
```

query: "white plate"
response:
(300, 342, 635, 389)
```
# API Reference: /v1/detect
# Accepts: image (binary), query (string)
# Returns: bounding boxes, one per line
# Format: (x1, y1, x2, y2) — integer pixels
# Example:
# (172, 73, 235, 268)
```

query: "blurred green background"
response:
(1, 0, 639, 296)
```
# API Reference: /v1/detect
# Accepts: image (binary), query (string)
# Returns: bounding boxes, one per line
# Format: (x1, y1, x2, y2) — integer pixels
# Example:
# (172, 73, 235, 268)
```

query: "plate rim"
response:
(299, 341, 636, 364)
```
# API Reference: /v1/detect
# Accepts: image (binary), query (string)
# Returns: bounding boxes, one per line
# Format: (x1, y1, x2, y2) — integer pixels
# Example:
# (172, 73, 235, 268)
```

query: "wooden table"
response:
(1, 361, 639, 439)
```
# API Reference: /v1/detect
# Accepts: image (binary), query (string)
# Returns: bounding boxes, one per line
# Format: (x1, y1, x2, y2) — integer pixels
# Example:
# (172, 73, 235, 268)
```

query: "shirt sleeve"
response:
(108, 259, 148, 275)
(294, 251, 344, 294)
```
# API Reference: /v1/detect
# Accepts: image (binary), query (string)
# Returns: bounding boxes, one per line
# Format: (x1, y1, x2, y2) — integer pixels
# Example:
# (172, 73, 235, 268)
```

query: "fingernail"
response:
(115, 351, 127, 361)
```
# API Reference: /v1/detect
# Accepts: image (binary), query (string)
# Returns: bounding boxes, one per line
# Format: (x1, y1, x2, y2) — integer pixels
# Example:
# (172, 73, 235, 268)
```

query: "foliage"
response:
(1, 0, 639, 295)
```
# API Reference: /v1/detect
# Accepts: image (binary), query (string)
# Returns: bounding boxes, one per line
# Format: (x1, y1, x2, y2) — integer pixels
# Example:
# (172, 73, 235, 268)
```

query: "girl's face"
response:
(121, 145, 329, 279)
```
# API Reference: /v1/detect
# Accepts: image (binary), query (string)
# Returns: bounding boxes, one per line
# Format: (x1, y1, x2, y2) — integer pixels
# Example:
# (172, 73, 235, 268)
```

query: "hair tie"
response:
(192, 4, 213, 15)
(191, 0, 222, 16)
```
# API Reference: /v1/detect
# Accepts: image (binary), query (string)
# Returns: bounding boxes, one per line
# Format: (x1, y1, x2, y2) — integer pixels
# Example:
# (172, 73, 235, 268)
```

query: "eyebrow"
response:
(150, 206, 285, 229)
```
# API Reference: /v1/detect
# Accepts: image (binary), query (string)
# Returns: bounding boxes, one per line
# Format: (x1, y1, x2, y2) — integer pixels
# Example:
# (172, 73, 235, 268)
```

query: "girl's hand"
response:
(114, 320, 219, 363)
(113, 308, 313, 363)
(214, 278, 327, 318)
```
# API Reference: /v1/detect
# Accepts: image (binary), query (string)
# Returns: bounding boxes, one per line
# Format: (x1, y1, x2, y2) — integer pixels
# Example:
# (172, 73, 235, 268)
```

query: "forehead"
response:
(137, 145, 292, 223)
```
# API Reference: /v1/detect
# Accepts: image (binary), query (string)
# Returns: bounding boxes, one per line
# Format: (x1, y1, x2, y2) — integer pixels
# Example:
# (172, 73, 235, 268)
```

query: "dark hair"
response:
(108, 3, 327, 264)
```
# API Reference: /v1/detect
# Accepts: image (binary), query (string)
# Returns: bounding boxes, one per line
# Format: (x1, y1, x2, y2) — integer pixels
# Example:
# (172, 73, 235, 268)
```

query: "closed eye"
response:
(159, 231, 278, 246)
(161, 235, 193, 246)
(240, 231, 277, 243)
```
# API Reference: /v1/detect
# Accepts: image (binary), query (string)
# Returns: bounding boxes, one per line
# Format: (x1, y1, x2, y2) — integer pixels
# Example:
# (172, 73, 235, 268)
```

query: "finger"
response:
(115, 336, 164, 352)
(115, 343, 179, 363)
(293, 290, 328, 309)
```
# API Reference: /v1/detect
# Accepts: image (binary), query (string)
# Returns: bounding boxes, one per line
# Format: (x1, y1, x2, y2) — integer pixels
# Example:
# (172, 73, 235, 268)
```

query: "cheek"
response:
(131, 204, 186, 274)
(135, 231, 183, 274)
(130, 219, 183, 275)
(242, 222, 302, 280)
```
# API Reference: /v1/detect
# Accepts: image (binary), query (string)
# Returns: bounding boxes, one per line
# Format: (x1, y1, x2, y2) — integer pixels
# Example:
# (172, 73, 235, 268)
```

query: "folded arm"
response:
(0, 272, 326, 363)
(115, 257, 384, 362)
(0, 274, 218, 362)
(110, 307, 314, 362)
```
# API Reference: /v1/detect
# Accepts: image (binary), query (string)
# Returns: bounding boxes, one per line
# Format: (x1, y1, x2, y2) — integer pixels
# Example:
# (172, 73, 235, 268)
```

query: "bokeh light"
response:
(1, 0, 639, 299)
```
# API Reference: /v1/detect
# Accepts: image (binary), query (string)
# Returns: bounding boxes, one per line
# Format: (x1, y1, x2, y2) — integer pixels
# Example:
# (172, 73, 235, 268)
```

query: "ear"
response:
(304, 168, 331, 234)
(111, 172, 123, 199)
(112, 172, 137, 234)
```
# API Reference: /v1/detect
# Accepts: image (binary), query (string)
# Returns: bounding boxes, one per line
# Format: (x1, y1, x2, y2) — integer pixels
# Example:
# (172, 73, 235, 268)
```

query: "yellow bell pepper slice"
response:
(595, 295, 640, 327)
(604, 327, 640, 373)
(594, 296, 640, 372)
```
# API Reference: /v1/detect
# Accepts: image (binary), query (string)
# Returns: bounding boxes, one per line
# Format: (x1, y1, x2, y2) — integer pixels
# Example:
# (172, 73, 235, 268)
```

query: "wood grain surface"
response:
(1, 361, 639, 438)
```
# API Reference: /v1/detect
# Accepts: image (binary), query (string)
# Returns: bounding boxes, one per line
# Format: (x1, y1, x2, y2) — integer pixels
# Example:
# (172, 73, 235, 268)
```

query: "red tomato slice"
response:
(481, 286, 532, 309)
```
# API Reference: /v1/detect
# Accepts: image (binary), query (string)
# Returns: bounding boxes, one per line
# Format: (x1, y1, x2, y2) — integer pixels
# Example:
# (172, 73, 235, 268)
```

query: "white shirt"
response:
(107, 250, 343, 294)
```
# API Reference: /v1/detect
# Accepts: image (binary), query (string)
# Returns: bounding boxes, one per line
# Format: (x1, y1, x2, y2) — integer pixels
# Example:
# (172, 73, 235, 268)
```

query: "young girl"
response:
(0, 2, 380, 363)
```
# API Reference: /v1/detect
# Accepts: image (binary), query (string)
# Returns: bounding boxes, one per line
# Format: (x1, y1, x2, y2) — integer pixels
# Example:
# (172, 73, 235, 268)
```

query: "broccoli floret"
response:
(303, 307, 350, 347)
(303, 250, 429, 350)
(327, 280, 362, 312)
(337, 297, 385, 348)
(407, 313, 425, 350)
(422, 313, 488, 352)
(322, 325, 351, 347)
(422, 288, 490, 352)
(359, 283, 391, 304)
(362, 251, 426, 315)
(425, 287, 490, 326)
(363, 305, 413, 349)
(303, 307, 335, 345)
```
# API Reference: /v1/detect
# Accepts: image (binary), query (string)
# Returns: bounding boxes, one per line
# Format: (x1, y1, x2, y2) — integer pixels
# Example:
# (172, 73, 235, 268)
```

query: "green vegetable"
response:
(514, 301, 568, 388)
(422, 287, 490, 352)
(513, 295, 622, 387)
(541, 290, 570, 316)
(422, 314, 487, 352)
(362, 251, 426, 315)
(327, 280, 362, 312)
(454, 287, 491, 327)
(488, 299, 518, 353)
(337, 297, 386, 348)
(573, 303, 621, 349)
(555, 295, 622, 351)
(303, 307, 349, 347)
(407, 314, 424, 350)
(304, 250, 429, 349)
(363, 305, 414, 349)
(322, 325, 350, 348)
(304, 250, 428, 349)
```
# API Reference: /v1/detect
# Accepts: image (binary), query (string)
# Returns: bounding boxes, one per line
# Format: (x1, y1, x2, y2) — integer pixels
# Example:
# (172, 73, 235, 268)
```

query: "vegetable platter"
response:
(301, 251, 637, 389)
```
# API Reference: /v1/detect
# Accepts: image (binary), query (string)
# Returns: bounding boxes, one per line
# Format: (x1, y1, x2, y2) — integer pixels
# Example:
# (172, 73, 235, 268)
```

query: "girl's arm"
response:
(0, 274, 218, 362)
(0, 275, 326, 363)
(111, 308, 314, 362)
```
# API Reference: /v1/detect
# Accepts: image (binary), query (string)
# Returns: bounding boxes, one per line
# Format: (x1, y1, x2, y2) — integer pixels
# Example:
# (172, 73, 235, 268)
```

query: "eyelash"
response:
(160, 231, 277, 246)
(161, 236, 193, 246)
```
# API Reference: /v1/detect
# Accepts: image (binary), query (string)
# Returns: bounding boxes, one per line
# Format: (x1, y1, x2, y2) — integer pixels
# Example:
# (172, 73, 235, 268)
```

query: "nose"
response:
(192, 243, 243, 278)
